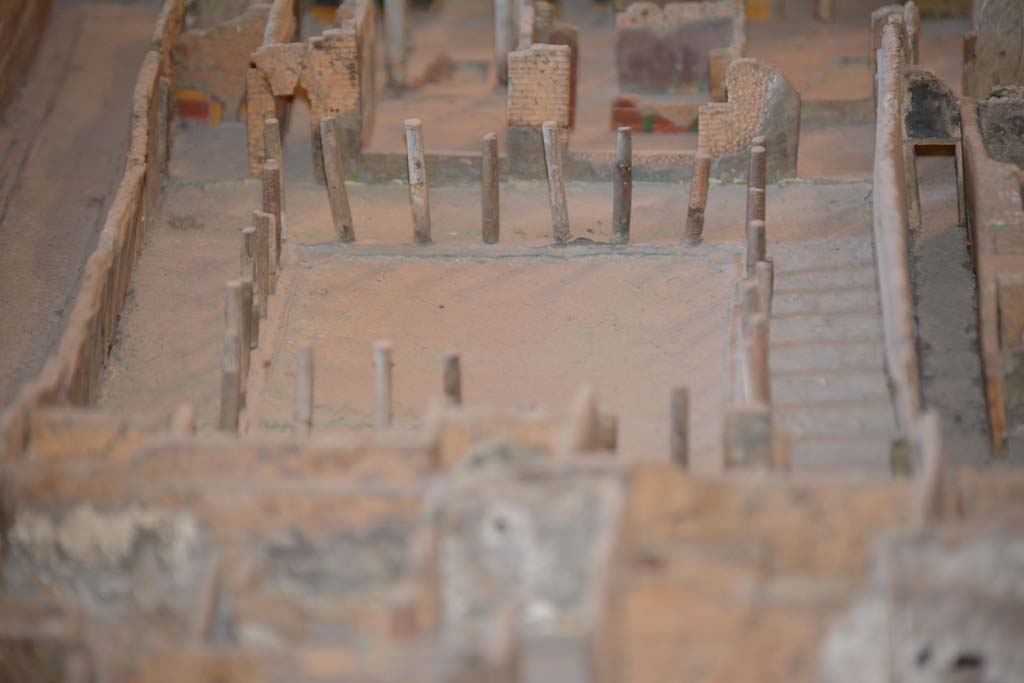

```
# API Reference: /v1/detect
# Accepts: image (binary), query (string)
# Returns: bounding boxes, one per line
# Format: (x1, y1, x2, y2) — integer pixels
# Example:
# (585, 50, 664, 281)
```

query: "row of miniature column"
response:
(741, 138, 774, 409)
(218, 119, 287, 432)
(224, 327, 696, 463)
(318, 116, 637, 246)
(725, 140, 777, 468)
(290, 344, 463, 434)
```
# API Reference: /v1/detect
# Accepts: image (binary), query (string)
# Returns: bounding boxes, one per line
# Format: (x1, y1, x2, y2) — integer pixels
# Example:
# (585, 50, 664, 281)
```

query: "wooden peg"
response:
(374, 341, 393, 430)
(405, 119, 432, 244)
(294, 343, 314, 435)
(443, 353, 462, 405)
(542, 121, 570, 244)
(481, 133, 500, 244)
(612, 127, 632, 244)
(320, 116, 356, 243)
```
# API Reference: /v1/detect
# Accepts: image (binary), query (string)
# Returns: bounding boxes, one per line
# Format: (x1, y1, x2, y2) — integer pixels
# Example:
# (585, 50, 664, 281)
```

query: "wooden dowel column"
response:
(740, 278, 762, 321)
(241, 226, 256, 282)
(240, 279, 254, 350)
(670, 387, 690, 469)
(743, 313, 771, 405)
(816, 0, 835, 21)
(385, 0, 407, 89)
(157, 77, 170, 176)
(746, 219, 766, 277)
(261, 162, 283, 272)
(240, 227, 260, 347)
(264, 117, 285, 220)
(219, 329, 241, 433)
(225, 280, 251, 394)
(746, 141, 766, 227)
(253, 211, 271, 315)
(612, 126, 632, 244)
(542, 121, 570, 244)
(481, 133, 500, 244)
(294, 343, 314, 435)
(912, 411, 945, 527)
(683, 152, 711, 246)
(374, 341, 393, 430)
(495, 0, 512, 84)
(560, 384, 601, 455)
(444, 353, 462, 405)
(756, 260, 774, 316)
(171, 402, 195, 437)
(405, 119, 432, 244)
(321, 116, 356, 243)
(748, 141, 766, 190)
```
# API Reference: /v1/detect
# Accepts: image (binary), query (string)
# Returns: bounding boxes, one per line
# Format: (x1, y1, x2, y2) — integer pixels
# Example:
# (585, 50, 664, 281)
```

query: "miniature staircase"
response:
(766, 234, 899, 472)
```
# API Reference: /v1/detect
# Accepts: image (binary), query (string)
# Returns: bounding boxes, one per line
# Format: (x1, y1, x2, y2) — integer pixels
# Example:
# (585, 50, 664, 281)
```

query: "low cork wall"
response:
(0, 1, 51, 113)
(872, 22, 923, 435)
(0, 0, 186, 460)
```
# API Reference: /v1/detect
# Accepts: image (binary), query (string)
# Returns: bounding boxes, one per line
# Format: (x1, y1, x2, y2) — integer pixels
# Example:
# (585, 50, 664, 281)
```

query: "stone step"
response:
(772, 371, 890, 403)
(770, 339, 885, 373)
(770, 310, 885, 343)
(772, 286, 881, 316)
(774, 398, 897, 434)
(771, 262, 877, 290)
(786, 435, 896, 473)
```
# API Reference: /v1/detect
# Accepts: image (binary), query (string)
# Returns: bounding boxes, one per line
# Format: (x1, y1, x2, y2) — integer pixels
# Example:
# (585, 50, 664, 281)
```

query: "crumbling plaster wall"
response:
(174, 3, 271, 124)
(696, 58, 801, 182)
(615, 1, 744, 95)
(246, 0, 376, 176)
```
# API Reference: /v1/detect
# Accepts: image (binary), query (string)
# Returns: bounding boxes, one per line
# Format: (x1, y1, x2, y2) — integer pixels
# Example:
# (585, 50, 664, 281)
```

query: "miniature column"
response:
(542, 121, 570, 244)
(481, 133, 500, 244)
(670, 387, 690, 469)
(723, 403, 773, 469)
(157, 77, 170, 175)
(253, 212, 272, 315)
(261, 161, 283, 271)
(912, 411, 945, 527)
(560, 384, 601, 455)
(749, 139, 766, 188)
(374, 341, 393, 430)
(320, 116, 356, 243)
(443, 353, 462, 405)
(743, 313, 771, 405)
(170, 402, 196, 437)
(745, 142, 766, 226)
(756, 260, 774, 316)
(612, 127, 632, 245)
(241, 227, 261, 346)
(254, 210, 277, 294)
(240, 279, 255, 351)
(683, 153, 711, 246)
(405, 119, 432, 245)
(218, 329, 241, 433)
(385, 0, 408, 89)
(264, 118, 286, 232)
(495, 0, 513, 84)
(745, 219, 766, 277)
(740, 278, 762, 322)
(241, 227, 256, 282)
(225, 280, 251, 393)
(294, 344, 314, 435)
